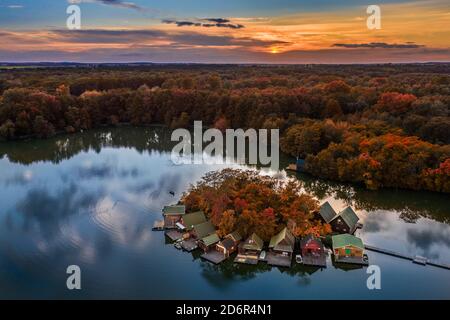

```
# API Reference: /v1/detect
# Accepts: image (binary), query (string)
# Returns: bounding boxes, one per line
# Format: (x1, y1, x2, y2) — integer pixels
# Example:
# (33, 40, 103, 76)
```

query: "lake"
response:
(0, 127, 449, 299)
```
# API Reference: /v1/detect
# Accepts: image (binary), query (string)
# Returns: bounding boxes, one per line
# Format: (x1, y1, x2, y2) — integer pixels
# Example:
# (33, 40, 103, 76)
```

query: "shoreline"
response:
(1, 124, 449, 195)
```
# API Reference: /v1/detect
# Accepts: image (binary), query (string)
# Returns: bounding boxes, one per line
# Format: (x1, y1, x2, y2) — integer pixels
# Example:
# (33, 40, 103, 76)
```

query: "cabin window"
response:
(345, 248, 351, 255)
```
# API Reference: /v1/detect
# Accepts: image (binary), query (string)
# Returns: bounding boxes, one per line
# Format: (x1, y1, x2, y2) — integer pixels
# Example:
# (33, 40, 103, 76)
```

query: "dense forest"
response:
(0, 64, 449, 192)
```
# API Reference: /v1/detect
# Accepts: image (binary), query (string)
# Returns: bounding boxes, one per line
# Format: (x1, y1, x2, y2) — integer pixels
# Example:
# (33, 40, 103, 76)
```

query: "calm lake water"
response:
(0, 127, 449, 299)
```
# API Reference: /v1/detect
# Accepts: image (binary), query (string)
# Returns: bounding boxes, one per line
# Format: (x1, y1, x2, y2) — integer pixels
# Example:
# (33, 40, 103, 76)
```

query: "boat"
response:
(259, 250, 266, 260)
(152, 220, 165, 231)
(286, 159, 306, 172)
(286, 164, 297, 171)
(413, 255, 428, 265)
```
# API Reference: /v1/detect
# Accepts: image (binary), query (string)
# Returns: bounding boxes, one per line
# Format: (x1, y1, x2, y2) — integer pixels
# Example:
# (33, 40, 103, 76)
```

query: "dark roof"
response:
(193, 221, 216, 239)
(182, 211, 206, 230)
(300, 234, 324, 249)
(319, 201, 337, 223)
(333, 207, 359, 230)
(242, 233, 264, 251)
(228, 231, 242, 242)
(162, 205, 185, 215)
(218, 237, 235, 250)
(201, 233, 220, 247)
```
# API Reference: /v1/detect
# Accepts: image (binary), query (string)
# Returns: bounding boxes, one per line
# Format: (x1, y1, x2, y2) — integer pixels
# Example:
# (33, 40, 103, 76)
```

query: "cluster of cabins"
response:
(157, 201, 368, 267)
(318, 202, 368, 265)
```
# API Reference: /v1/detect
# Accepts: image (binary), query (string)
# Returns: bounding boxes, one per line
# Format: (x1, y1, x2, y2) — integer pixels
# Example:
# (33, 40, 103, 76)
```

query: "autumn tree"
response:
(181, 169, 328, 241)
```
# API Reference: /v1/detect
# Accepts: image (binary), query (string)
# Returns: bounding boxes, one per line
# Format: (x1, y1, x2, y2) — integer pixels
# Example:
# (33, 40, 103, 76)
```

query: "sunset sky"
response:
(0, 0, 449, 63)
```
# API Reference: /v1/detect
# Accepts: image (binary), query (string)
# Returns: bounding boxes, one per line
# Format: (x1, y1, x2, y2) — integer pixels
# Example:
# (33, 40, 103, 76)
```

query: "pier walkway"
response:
(365, 244, 450, 270)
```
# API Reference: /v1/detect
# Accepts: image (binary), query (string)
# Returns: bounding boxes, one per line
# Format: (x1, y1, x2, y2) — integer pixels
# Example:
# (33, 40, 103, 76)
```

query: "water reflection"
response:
(0, 126, 174, 165)
(1, 127, 448, 223)
(297, 174, 450, 224)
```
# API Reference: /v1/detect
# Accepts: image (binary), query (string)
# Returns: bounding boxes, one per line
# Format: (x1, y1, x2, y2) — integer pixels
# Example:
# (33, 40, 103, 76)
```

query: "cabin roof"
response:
(162, 205, 186, 215)
(193, 221, 216, 239)
(182, 211, 206, 230)
(319, 202, 337, 223)
(332, 234, 364, 250)
(333, 207, 359, 230)
(275, 244, 294, 253)
(218, 237, 235, 250)
(300, 234, 324, 249)
(201, 233, 220, 247)
(229, 230, 242, 242)
(242, 233, 264, 251)
(269, 227, 295, 250)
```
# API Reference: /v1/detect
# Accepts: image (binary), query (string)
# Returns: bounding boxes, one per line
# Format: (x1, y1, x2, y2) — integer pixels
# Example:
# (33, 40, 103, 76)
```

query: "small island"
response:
(157, 168, 371, 268)
(182, 168, 331, 240)
(158, 169, 450, 271)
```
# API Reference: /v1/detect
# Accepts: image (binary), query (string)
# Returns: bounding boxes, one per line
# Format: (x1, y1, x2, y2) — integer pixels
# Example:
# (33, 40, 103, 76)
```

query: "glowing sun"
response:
(270, 48, 279, 54)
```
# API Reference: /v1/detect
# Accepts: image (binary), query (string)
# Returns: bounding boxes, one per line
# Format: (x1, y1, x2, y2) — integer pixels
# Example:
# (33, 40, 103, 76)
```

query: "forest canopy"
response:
(181, 168, 331, 240)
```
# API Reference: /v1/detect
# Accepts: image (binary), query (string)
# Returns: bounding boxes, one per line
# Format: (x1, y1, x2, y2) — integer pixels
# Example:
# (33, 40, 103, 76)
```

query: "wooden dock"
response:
(302, 254, 327, 268)
(334, 256, 369, 266)
(266, 252, 292, 268)
(152, 220, 164, 231)
(234, 254, 259, 265)
(165, 230, 184, 241)
(201, 251, 228, 264)
(181, 238, 198, 252)
(364, 244, 450, 270)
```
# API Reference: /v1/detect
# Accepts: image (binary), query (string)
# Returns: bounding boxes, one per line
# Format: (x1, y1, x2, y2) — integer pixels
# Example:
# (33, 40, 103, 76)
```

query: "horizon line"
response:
(1, 61, 450, 66)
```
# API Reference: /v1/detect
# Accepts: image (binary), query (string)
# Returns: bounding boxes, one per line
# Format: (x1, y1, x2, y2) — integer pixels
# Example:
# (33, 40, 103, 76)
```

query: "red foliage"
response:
(376, 92, 417, 114)
(234, 197, 248, 213)
(181, 169, 324, 240)
(425, 158, 450, 176)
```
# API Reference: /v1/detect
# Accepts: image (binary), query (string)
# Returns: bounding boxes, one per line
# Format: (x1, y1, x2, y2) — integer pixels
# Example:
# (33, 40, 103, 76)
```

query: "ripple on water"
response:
(89, 200, 155, 249)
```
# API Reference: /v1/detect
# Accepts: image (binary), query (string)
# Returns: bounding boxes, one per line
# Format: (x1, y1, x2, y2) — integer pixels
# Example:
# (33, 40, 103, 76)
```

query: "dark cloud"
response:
(50, 29, 166, 43)
(162, 20, 202, 27)
(407, 227, 450, 251)
(204, 18, 231, 24)
(361, 216, 383, 233)
(406, 225, 450, 260)
(332, 42, 425, 49)
(215, 23, 245, 29)
(76, 163, 139, 179)
(10, 184, 101, 238)
(162, 19, 244, 30)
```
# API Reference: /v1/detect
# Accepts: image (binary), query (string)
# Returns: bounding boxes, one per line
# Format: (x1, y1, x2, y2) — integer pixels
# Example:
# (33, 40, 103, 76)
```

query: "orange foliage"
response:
(376, 92, 417, 114)
(181, 169, 327, 240)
